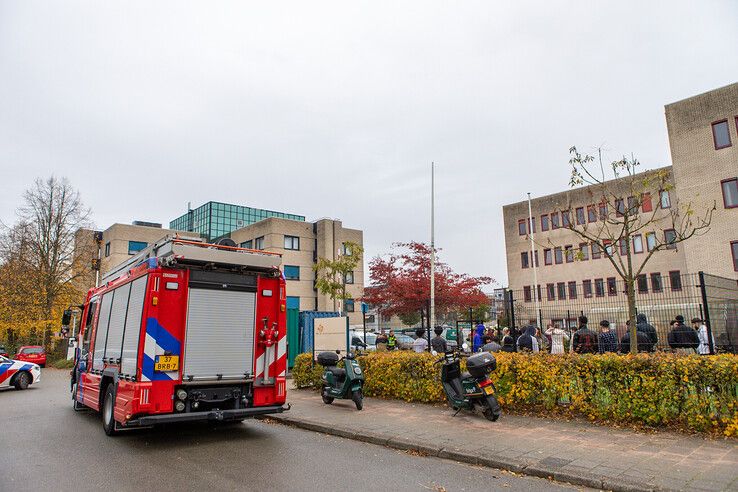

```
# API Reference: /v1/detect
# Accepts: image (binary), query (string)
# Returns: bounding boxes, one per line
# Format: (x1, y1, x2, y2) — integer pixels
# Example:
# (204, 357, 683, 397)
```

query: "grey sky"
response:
(1, 1, 737, 287)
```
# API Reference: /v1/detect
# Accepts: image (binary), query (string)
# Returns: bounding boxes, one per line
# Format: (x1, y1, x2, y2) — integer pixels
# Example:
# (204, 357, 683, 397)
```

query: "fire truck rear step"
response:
(125, 404, 289, 427)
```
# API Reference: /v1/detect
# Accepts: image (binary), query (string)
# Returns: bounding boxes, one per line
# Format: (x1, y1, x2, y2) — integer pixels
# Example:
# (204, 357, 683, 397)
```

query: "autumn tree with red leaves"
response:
(364, 242, 492, 326)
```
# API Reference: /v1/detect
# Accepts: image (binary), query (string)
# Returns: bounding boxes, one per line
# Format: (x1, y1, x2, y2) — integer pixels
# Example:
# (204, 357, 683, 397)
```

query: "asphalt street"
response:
(0, 369, 589, 492)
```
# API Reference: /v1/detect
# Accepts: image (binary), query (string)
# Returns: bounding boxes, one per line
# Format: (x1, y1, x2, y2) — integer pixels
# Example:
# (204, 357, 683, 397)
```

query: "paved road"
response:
(0, 370, 588, 492)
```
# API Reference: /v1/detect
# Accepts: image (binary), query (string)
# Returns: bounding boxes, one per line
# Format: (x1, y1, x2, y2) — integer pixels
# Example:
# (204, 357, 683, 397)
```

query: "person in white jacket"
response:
(692, 317, 714, 355)
(545, 322, 570, 354)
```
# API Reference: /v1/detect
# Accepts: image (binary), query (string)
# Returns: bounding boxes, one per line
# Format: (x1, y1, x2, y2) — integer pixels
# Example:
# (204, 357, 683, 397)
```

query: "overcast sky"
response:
(1, 1, 737, 288)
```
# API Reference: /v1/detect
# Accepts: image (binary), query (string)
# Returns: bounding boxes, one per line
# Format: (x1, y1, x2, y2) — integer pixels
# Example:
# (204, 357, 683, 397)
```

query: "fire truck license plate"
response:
(154, 355, 179, 372)
(483, 385, 494, 395)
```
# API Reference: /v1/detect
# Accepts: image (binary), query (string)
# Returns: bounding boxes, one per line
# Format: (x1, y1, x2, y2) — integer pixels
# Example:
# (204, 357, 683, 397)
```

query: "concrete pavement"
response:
(0, 369, 588, 492)
(265, 387, 738, 492)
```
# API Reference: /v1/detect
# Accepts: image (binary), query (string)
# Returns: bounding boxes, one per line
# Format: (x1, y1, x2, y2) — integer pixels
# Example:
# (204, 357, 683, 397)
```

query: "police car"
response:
(0, 355, 41, 390)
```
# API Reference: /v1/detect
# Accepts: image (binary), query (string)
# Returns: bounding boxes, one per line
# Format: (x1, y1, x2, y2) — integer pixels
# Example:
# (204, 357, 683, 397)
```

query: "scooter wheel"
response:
(352, 390, 363, 411)
(322, 389, 334, 404)
(483, 407, 500, 422)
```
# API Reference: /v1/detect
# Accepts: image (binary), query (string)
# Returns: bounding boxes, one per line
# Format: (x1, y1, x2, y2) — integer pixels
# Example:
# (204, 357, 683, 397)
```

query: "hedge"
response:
(293, 351, 738, 436)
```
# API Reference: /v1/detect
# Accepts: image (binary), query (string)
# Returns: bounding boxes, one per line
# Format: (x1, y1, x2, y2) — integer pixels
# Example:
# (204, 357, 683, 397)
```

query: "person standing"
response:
(598, 320, 619, 353)
(516, 325, 539, 353)
(482, 335, 502, 353)
(430, 326, 448, 353)
(412, 329, 428, 353)
(636, 314, 658, 352)
(668, 315, 700, 354)
(473, 324, 486, 352)
(545, 322, 569, 354)
(572, 316, 598, 354)
(375, 330, 389, 352)
(387, 330, 397, 351)
(692, 318, 714, 355)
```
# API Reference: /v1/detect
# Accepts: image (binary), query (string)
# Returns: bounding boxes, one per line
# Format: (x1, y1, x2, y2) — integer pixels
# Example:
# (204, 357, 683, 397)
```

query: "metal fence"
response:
(504, 271, 737, 354)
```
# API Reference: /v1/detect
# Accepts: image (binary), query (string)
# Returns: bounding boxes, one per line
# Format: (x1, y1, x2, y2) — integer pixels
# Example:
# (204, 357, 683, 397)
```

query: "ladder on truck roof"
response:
(101, 236, 282, 284)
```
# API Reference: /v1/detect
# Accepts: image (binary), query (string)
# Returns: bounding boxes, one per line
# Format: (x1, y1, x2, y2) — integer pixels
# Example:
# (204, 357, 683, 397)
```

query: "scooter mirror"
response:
(462, 343, 469, 351)
(431, 350, 438, 356)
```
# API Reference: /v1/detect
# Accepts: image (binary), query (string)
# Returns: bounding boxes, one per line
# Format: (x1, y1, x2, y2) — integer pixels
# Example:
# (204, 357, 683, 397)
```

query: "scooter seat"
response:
(328, 367, 346, 379)
(460, 371, 472, 381)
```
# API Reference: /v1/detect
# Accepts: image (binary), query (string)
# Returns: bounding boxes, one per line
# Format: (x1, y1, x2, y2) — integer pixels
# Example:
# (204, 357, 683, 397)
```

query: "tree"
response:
(398, 311, 421, 327)
(0, 176, 93, 347)
(553, 147, 714, 353)
(364, 242, 492, 326)
(313, 241, 364, 316)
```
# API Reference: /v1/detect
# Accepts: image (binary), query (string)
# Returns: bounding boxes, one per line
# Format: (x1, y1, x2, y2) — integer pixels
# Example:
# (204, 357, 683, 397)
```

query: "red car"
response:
(14, 346, 46, 368)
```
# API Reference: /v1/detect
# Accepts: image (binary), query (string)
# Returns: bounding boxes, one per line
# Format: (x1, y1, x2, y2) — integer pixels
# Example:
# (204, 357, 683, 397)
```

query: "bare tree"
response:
(553, 147, 714, 353)
(10, 177, 92, 344)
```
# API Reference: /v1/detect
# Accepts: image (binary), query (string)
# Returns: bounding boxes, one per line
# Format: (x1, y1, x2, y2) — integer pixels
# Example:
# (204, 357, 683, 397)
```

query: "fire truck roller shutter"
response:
(92, 292, 114, 371)
(120, 276, 147, 376)
(183, 288, 256, 381)
(104, 282, 131, 363)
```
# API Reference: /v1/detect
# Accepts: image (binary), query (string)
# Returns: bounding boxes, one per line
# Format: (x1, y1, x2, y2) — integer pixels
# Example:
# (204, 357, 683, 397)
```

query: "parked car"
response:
(394, 334, 416, 350)
(350, 332, 377, 352)
(0, 355, 41, 390)
(0, 345, 8, 358)
(13, 346, 46, 368)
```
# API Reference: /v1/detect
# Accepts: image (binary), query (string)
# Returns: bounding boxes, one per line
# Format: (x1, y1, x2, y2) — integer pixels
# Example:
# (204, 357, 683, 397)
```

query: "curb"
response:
(259, 414, 663, 492)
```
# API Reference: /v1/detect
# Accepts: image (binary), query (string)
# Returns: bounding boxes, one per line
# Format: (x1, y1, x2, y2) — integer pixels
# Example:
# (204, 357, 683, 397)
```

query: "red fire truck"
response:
(71, 237, 289, 435)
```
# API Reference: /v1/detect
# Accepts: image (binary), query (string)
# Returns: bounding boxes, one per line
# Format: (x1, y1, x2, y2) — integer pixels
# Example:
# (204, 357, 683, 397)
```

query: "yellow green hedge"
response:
(293, 351, 738, 436)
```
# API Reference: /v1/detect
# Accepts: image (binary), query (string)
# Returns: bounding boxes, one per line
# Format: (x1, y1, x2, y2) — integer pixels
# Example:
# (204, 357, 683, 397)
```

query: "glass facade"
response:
(169, 201, 305, 241)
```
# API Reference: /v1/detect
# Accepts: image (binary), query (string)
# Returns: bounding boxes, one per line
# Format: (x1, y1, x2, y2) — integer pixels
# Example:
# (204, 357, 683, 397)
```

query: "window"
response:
(669, 270, 682, 291)
(104, 242, 110, 257)
(599, 202, 608, 220)
(284, 235, 300, 250)
(664, 229, 677, 249)
(583, 279, 593, 298)
(562, 210, 571, 227)
(646, 232, 657, 252)
(712, 120, 732, 149)
(587, 205, 597, 223)
(732, 241, 738, 271)
(240, 240, 253, 249)
(591, 242, 601, 259)
(541, 214, 550, 231)
(594, 278, 605, 297)
(568, 281, 577, 299)
(254, 236, 265, 250)
(551, 212, 560, 229)
(619, 238, 628, 256)
(544, 248, 552, 265)
(345, 271, 354, 284)
(637, 274, 648, 293)
(627, 195, 639, 214)
(660, 190, 671, 209)
(518, 219, 527, 235)
(128, 241, 147, 255)
(554, 247, 563, 264)
(533, 250, 539, 267)
(607, 277, 617, 296)
(722, 178, 738, 208)
(632, 234, 643, 254)
(523, 286, 532, 302)
(557, 282, 566, 300)
(576, 207, 585, 225)
(344, 299, 355, 312)
(650, 272, 663, 293)
(342, 242, 353, 255)
(582, 280, 592, 297)
(603, 240, 614, 257)
(615, 198, 625, 217)
(565, 245, 574, 263)
(284, 265, 300, 280)
(579, 243, 589, 260)
(521, 252, 529, 269)
(528, 217, 536, 233)
(546, 284, 555, 301)
(641, 193, 653, 213)
(286, 296, 300, 310)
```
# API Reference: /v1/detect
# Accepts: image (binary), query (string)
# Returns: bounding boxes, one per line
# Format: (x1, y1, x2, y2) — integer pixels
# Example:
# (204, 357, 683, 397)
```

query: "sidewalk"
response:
(264, 388, 738, 492)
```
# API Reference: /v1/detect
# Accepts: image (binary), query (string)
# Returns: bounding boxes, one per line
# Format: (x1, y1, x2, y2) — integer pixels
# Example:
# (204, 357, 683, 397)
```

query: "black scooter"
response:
(435, 347, 501, 421)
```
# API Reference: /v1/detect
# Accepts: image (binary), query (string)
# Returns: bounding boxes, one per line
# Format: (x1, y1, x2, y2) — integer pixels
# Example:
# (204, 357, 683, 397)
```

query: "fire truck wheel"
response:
(102, 385, 118, 436)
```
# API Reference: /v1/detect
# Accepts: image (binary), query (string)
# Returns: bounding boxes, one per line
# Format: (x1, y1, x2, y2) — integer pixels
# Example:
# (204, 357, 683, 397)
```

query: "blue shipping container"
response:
(299, 311, 340, 354)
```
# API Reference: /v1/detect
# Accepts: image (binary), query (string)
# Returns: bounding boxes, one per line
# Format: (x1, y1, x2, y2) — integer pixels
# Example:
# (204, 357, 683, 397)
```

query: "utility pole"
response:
(527, 193, 541, 327)
(430, 162, 436, 334)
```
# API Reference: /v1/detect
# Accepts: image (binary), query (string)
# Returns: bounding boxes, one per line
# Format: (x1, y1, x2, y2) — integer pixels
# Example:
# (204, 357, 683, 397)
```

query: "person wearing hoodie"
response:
(516, 325, 539, 353)
(572, 316, 598, 354)
(635, 313, 658, 352)
(472, 324, 486, 352)
(620, 328, 651, 353)
(668, 315, 700, 354)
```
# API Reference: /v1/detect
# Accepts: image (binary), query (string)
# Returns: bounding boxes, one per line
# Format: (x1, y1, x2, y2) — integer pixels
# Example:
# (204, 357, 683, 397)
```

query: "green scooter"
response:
(317, 351, 365, 410)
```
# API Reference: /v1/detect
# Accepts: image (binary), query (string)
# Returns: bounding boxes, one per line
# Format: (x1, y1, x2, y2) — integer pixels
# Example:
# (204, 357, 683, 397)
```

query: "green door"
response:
(287, 308, 300, 368)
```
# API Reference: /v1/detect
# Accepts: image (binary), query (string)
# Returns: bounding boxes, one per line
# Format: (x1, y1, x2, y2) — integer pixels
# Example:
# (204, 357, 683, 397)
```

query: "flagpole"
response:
(527, 192, 541, 328)
(430, 162, 436, 334)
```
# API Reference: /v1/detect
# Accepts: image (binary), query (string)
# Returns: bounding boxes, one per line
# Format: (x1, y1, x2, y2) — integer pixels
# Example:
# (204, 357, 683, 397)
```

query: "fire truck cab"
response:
(71, 237, 289, 435)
